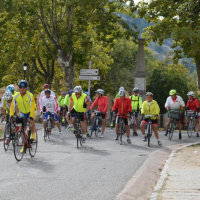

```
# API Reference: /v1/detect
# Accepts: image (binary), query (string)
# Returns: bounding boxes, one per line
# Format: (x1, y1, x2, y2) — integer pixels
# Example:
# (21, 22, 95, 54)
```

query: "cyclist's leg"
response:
(133, 117, 137, 133)
(165, 118, 171, 135)
(101, 113, 107, 135)
(43, 112, 48, 129)
(140, 119, 148, 135)
(125, 120, 131, 143)
(90, 114, 95, 126)
(53, 113, 61, 132)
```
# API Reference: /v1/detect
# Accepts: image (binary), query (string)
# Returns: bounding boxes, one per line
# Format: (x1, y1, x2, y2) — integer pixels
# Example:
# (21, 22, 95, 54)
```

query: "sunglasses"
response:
(75, 93, 81, 96)
(134, 91, 139, 93)
(19, 86, 26, 89)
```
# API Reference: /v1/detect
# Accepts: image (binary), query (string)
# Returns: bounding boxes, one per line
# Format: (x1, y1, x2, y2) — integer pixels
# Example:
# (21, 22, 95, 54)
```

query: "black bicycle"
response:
(167, 110, 180, 140)
(90, 110, 102, 138)
(117, 114, 128, 145)
(44, 111, 52, 141)
(144, 115, 157, 147)
(13, 117, 38, 162)
(74, 113, 85, 148)
(186, 110, 196, 138)
(3, 114, 15, 151)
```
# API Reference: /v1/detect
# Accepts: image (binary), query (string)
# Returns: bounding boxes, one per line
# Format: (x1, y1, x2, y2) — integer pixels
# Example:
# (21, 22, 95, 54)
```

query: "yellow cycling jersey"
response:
(2, 99, 11, 114)
(10, 91, 36, 118)
(141, 100, 160, 120)
(72, 93, 87, 112)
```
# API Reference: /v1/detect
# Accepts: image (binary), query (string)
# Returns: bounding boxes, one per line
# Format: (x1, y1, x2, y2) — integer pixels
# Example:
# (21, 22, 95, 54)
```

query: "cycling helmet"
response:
(84, 91, 88, 95)
(133, 87, 139, 92)
(43, 84, 49, 88)
(95, 89, 101, 93)
(74, 86, 82, 92)
(6, 84, 15, 93)
(146, 92, 153, 97)
(119, 87, 124, 91)
(18, 80, 28, 88)
(44, 89, 51, 94)
(3, 90, 13, 101)
(68, 89, 74, 95)
(187, 91, 194, 97)
(119, 90, 125, 96)
(96, 89, 104, 95)
(62, 91, 67, 95)
(169, 89, 176, 95)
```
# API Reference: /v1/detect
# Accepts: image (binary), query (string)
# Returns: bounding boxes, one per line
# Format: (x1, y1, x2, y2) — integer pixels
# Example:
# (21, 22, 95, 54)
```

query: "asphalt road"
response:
(0, 124, 199, 200)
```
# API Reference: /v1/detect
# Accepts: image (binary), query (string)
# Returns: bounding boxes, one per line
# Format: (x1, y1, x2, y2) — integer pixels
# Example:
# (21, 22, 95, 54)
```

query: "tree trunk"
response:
(57, 49, 75, 91)
(194, 57, 200, 90)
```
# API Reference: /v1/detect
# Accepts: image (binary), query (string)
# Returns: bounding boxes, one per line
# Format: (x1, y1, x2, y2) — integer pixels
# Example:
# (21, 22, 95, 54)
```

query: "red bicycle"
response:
(13, 117, 38, 162)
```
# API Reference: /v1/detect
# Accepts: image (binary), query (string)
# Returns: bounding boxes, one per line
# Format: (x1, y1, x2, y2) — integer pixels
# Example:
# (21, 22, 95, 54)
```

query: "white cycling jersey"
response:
(39, 90, 55, 105)
(165, 95, 185, 110)
(39, 95, 58, 113)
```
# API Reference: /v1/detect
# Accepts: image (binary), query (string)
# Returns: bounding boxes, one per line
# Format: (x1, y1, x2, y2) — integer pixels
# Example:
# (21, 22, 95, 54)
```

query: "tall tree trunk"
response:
(58, 49, 75, 91)
(194, 57, 200, 90)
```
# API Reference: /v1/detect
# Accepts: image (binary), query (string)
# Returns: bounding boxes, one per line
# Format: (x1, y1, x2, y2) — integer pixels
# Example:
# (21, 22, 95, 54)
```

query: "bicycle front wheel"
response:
(187, 119, 193, 138)
(168, 123, 174, 140)
(147, 124, 151, 147)
(119, 120, 123, 145)
(29, 131, 38, 157)
(14, 130, 24, 162)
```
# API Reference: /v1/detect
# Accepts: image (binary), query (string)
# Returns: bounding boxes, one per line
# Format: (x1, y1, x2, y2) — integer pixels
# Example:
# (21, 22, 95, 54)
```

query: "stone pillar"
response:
(134, 38, 147, 102)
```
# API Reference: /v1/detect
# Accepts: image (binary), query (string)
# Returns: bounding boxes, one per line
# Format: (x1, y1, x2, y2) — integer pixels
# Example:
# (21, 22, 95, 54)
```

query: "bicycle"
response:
(186, 110, 196, 138)
(167, 110, 180, 140)
(13, 117, 38, 162)
(43, 111, 53, 141)
(3, 114, 15, 151)
(117, 114, 128, 145)
(130, 110, 137, 133)
(144, 115, 157, 147)
(90, 110, 102, 138)
(59, 107, 68, 128)
(73, 113, 85, 149)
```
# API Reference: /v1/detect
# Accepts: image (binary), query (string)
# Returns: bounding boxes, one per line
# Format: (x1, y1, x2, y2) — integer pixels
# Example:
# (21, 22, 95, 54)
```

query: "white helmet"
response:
(3, 90, 13, 101)
(95, 89, 104, 95)
(119, 87, 124, 91)
(119, 90, 125, 96)
(187, 91, 194, 97)
(74, 86, 82, 92)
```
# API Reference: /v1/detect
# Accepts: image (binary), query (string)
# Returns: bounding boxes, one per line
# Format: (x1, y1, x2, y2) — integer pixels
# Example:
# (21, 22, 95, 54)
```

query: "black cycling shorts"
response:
(71, 108, 85, 121)
(115, 116, 128, 125)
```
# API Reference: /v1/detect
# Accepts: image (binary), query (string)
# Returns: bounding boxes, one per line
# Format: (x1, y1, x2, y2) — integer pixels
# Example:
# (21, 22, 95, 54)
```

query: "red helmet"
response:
(43, 84, 49, 88)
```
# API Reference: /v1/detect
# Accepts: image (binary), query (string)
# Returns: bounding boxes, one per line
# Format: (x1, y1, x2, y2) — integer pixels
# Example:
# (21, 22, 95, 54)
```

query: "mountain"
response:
(122, 15, 196, 73)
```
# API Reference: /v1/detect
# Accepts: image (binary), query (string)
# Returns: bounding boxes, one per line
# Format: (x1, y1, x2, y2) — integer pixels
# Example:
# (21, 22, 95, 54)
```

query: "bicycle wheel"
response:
(29, 131, 38, 157)
(3, 125, 9, 151)
(119, 119, 123, 145)
(47, 120, 51, 139)
(79, 129, 83, 146)
(90, 116, 96, 138)
(44, 124, 47, 142)
(168, 122, 174, 140)
(147, 125, 151, 147)
(95, 117, 99, 137)
(187, 119, 193, 138)
(14, 130, 24, 162)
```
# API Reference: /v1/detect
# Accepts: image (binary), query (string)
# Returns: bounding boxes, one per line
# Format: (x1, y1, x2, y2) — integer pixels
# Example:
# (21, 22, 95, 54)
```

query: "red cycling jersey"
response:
(112, 97, 132, 118)
(187, 98, 200, 111)
(90, 96, 108, 113)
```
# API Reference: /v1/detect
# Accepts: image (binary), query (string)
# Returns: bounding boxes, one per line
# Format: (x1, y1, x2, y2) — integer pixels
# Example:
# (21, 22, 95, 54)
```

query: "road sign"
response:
(80, 69, 99, 75)
(79, 76, 100, 80)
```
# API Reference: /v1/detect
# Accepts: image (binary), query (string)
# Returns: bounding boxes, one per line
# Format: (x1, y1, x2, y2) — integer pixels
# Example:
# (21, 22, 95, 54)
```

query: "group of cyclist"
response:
(1, 80, 200, 147)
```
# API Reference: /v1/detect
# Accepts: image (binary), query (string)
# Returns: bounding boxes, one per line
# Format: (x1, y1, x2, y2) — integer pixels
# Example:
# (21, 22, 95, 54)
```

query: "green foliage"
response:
(146, 60, 198, 113)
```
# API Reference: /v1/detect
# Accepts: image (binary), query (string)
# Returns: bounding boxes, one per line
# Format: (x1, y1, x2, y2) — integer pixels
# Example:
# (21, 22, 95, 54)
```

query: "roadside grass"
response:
(0, 129, 4, 138)
(191, 143, 200, 148)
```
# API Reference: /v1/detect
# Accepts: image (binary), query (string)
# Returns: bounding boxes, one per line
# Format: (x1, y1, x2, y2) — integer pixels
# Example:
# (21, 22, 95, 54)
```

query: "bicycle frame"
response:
(90, 110, 102, 138)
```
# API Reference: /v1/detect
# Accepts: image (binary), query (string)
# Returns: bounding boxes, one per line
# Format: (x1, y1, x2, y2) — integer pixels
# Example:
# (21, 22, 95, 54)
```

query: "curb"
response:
(150, 142, 200, 200)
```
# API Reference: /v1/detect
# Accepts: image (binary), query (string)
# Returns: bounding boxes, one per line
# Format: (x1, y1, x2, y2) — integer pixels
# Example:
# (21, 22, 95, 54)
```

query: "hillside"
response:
(122, 15, 196, 74)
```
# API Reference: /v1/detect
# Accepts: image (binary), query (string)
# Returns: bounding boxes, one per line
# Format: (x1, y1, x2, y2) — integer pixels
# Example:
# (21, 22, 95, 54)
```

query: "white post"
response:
(88, 60, 92, 96)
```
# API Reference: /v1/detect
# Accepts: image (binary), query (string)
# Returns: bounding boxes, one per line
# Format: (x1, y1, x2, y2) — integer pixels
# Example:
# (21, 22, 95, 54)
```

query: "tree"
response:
(146, 61, 198, 113)
(138, 0, 200, 89)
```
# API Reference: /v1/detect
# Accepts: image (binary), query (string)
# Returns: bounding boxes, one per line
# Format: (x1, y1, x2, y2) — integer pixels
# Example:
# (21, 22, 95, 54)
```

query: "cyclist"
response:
(112, 89, 132, 144)
(0, 84, 16, 121)
(110, 87, 126, 128)
(140, 92, 162, 145)
(129, 87, 143, 136)
(186, 91, 200, 137)
(39, 89, 63, 139)
(165, 89, 185, 139)
(68, 86, 90, 143)
(2, 90, 13, 145)
(57, 91, 67, 123)
(64, 89, 74, 130)
(39, 84, 55, 123)
(90, 89, 108, 138)
(10, 80, 36, 152)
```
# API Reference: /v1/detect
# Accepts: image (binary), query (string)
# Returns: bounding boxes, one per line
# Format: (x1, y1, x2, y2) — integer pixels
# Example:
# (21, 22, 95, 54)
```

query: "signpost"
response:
(79, 60, 100, 96)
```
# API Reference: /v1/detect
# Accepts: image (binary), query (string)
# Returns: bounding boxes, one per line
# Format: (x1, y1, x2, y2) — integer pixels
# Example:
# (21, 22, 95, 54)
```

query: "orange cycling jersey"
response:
(187, 98, 200, 111)
(90, 96, 108, 113)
